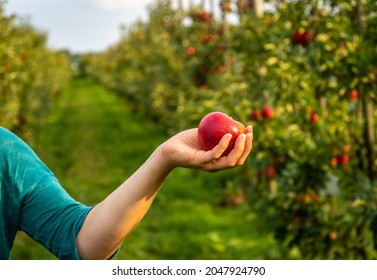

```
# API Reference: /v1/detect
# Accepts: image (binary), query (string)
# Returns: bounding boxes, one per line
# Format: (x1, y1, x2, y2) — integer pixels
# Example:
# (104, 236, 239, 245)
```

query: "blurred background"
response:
(1, 0, 377, 260)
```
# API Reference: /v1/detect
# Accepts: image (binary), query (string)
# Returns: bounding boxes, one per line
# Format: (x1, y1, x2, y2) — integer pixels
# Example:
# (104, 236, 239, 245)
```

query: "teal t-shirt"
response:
(0, 127, 92, 259)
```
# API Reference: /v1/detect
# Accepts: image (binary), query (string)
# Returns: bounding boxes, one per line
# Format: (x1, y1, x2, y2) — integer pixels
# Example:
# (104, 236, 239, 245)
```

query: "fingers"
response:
(224, 134, 247, 166)
(226, 125, 253, 164)
(245, 125, 253, 134)
(214, 126, 253, 161)
(237, 130, 253, 164)
(214, 133, 233, 159)
(201, 133, 232, 163)
(201, 125, 253, 172)
(237, 126, 253, 164)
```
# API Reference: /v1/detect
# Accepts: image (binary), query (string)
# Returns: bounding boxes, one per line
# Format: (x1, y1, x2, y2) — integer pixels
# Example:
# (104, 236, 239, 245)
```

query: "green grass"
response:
(12, 78, 279, 260)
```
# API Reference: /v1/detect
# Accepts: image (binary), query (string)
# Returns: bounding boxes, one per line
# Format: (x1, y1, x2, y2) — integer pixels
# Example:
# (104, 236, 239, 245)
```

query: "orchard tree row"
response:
(0, 3, 72, 139)
(82, 0, 377, 259)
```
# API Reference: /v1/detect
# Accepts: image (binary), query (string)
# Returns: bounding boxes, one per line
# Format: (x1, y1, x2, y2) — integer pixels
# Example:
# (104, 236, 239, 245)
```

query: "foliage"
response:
(0, 3, 72, 139)
(83, 0, 377, 259)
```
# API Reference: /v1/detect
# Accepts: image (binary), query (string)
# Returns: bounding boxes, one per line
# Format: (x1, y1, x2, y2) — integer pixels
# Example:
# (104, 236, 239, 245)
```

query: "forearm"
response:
(76, 146, 172, 260)
(75, 127, 252, 260)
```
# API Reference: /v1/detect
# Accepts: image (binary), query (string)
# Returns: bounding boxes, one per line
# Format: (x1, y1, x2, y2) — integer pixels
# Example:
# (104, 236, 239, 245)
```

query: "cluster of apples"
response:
(249, 105, 275, 121)
(189, 8, 212, 22)
(331, 144, 351, 166)
(292, 29, 314, 47)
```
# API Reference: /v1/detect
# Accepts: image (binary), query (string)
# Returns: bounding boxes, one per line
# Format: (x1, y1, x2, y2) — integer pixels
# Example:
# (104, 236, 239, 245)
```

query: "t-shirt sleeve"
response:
(1, 127, 93, 260)
(19, 175, 93, 260)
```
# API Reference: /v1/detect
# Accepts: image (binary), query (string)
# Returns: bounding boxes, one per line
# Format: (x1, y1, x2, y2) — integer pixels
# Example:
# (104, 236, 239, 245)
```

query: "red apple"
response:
(199, 9, 210, 21)
(350, 89, 358, 101)
(337, 154, 349, 165)
(265, 165, 277, 179)
(198, 112, 245, 156)
(186, 47, 196, 55)
(201, 34, 214, 43)
(262, 105, 275, 119)
(310, 112, 319, 124)
(292, 31, 303, 43)
(292, 29, 313, 47)
(249, 110, 260, 120)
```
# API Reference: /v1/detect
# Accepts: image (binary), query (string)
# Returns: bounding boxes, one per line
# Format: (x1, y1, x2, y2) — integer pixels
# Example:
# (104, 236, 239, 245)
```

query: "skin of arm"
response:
(76, 126, 253, 260)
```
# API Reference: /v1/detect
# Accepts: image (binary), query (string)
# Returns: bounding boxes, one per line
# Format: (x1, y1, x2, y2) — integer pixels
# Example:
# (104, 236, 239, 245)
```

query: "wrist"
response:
(154, 142, 176, 174)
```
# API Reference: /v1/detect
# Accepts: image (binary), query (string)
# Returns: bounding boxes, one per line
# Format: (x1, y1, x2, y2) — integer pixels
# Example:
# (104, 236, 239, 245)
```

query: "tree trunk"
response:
(355, 0, 375, 181)
(362, 93, 376, 181)
(252, 0, 264, 17)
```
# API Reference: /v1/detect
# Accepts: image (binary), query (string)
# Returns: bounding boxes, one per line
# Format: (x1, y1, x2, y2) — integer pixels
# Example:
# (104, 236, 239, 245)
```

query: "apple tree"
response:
(234, 0, 377, 259)
(0, 3, 72, 139)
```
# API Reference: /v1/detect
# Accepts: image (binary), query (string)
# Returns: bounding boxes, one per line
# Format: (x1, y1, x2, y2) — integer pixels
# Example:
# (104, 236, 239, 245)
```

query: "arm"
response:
(76, 127, 253, 260)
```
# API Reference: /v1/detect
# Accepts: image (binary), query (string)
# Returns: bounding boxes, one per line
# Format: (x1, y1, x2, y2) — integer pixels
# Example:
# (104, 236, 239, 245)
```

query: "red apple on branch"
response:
(186, 47, 196, 55)
(262, 105, 275, 119)
(198, 112, 246, 156)
(292, 29, 314, 47)
(265, 165, 277, 179)
(249, 109, 260, 121)
(337, 154, 349, 165)
(349, 89, 358, 101)
(310, 112, 319, 124)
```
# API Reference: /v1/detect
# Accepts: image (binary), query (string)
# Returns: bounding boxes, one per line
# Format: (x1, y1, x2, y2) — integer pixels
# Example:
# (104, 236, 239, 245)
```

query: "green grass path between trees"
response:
(13, 78, 279, 260)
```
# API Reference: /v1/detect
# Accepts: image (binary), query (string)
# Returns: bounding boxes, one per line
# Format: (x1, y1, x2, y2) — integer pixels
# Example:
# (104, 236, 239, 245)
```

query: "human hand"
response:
(160, 126, 253, 172)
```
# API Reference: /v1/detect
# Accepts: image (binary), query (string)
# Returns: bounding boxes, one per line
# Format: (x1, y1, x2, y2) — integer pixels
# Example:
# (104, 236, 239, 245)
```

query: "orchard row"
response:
(83, 0, 377, 259)
(0, 4, 72, 139)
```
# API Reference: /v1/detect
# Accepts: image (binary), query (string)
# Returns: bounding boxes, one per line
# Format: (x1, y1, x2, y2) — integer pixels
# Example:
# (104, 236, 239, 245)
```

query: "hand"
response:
(160, 126, 253, 172)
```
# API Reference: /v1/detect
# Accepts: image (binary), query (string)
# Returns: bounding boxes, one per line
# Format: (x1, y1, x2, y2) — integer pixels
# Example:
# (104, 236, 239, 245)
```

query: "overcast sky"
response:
(4, 0, 157, 53)
(4, 0, 234, 53)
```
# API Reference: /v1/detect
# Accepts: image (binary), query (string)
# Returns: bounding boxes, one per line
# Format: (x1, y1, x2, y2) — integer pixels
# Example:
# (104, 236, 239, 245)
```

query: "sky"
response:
(3, 0, 157, 53)
(4, 0, 233, 54)
(4, 0, 237, 54)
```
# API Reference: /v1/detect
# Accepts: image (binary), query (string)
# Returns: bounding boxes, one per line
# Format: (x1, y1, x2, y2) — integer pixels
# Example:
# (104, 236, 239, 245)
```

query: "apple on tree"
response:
(261, 105, 275, 119)
(198, 112, 246, 156)
(292, 29, 314, 47)
(349, 89, 358, 101)
(310, 112, 319, 124)
(337, 154, 349, 165)
(264, 165, 277, 179)
(249, 109, 260, 121)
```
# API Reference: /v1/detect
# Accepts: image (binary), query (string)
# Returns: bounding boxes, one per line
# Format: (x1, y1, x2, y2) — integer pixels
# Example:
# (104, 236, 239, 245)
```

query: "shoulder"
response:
(0, 127, 36, 164)
(0, 127, 54, 194)
(0, 127, 27, 152)
(0, 126, 19, 141)
(1, 126, 38, 156)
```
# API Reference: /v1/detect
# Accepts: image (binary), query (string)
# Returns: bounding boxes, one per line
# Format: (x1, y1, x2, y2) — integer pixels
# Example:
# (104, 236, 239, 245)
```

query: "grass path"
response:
(13, 78, 279, 260)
